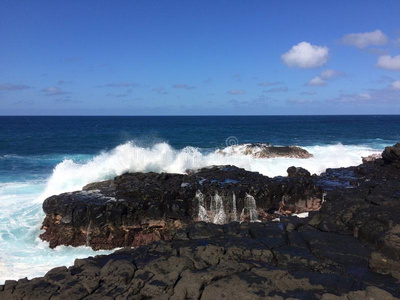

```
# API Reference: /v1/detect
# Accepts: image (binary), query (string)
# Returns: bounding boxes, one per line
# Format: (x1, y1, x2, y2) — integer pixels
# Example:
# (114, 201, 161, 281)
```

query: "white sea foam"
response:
(0, 180, 111, 284)
(0, 141, 383, 284)
(38, 142, 380, 202)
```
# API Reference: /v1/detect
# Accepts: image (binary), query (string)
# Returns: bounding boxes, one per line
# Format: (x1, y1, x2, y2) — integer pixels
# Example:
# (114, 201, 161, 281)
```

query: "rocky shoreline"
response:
(1, 143, 400, 299)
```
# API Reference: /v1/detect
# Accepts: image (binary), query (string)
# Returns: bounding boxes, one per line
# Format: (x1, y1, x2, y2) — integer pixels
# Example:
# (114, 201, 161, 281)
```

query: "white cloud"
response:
(0, 83, 31, 91)
(340, 30, 388, 48)
(281, 42, 329, 68)
(301, 91, 317, 96)
(320, 69, 339, 80)
(359, 93, 372, 99)
(106, 82, 138, 88)
(258, 81, 282, 87)
(263, 86, 289, 93)
(41, 87, 68, 96)
(173, 84, 196, 90)
(392, 80, 400, 90)
(57, 80, 72, 85)
(286, 98, 314, 105)
(306, 69, 343, 86)
(376, 55, 400, 71)
(307, 76, 326, 86)
(152, 87, 168, 95)
(331, 87, 399, 104)
(333, 93, 372, 103)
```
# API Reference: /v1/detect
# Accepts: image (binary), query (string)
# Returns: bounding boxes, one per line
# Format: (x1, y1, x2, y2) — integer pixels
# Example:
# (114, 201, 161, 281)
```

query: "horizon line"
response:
(0, 114, 400, 117)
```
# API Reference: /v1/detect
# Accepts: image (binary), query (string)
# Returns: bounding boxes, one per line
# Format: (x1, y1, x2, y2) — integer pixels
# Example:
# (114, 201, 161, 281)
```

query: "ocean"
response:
(1, 115, 399, 283)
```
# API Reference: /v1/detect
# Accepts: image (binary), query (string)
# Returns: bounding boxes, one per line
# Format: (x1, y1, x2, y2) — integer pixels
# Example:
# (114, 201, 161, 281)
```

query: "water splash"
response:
(211, 192, 227, 224)
(232, 193, 238, 222)
(196, 190, 210, 222)
(85, 221, 92, 247)
(322, 192, 327, 203)
(240, 193, 258, 222)
(37, 142, 380, 203)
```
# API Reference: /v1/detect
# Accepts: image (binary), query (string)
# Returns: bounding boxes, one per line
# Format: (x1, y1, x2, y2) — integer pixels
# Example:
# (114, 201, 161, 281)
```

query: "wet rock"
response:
(362, 153, 382, 163)
(2, 222, 399, 299)
(287, 166, 311, 178)
(369, 252, 400, 280)
(383, 143, 400, 168)
(40, 143, 400, 255)
(5, 142, 398, 299)
(218, 143, 313, 159)
(320, 286, 399, 300)
(40, 165, 323, 250)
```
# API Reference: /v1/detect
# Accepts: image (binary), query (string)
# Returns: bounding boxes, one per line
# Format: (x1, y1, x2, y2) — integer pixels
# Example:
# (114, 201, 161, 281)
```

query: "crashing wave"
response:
(37, 142, 380, 202)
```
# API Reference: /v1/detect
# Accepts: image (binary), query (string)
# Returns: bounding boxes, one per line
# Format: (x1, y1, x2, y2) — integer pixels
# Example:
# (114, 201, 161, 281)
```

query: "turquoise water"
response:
(0, 115, 399, 282)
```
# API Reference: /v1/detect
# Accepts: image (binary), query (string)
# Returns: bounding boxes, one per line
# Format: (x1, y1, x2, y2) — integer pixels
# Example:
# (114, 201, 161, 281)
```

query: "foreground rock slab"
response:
(1, 221, 399, 299)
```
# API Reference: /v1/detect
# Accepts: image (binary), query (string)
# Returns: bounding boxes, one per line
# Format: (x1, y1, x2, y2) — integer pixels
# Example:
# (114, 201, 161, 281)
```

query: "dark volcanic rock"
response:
(218, 143, 313, 158)
(383, 143, 400, 168)
(2, 221, 399, 299)
(40, 166, 323, 250)
(287, 166, 311, 178)
(4, 143, 400, 299)
(310, 146, 400, 282)
(362, 153, 382, 163)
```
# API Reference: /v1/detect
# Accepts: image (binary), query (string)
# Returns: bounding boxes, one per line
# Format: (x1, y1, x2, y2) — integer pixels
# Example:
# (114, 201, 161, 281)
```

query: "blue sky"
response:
(0, 0, 399, 115)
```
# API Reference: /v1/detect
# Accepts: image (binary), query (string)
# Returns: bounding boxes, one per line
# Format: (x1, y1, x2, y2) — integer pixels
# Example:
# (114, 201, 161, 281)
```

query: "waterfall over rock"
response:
(196, 190, 210, 222)
(85, 221, 92, 247)
(232, 193, 238, 222)
(240, 193, 259, 222)
(211, 192, 227, 224)
(196, 191, 257, 224)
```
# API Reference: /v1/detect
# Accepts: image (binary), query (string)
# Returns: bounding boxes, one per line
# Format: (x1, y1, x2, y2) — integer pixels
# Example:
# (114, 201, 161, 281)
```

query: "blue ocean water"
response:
(0, 115, 399, 282)
(2, 115, 399, 180)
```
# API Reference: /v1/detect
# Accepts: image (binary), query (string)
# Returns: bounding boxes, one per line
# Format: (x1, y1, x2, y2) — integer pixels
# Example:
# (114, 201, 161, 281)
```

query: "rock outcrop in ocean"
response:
(39, 165, 323, 250)
(1, 143, 400, 299)
(217, 143, 313, 158)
